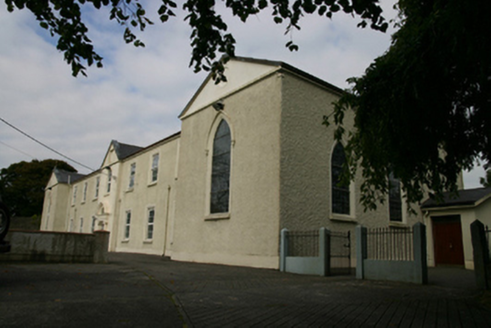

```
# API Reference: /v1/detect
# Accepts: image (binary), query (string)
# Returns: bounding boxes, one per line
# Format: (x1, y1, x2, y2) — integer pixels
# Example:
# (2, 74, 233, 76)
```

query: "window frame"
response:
(150, 153, 160, 184)
(45, 198, 51, 230)
(146, 207, 155, 241)
(82, 182, 88, 203)
(330, 142, 356, 222)
(206, 118, 233, 220)
(72, 186, 77, 206)
(94, 176, 100, 199)
(106, 170, 112, 194)
(388, 172, 406, 225)
(124, 210, 131, 240)
(128, 162, 136, 190)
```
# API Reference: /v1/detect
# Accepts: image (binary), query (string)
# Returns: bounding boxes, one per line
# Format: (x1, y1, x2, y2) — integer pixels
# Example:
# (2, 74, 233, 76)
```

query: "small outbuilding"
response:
(421, 187, 491, 270)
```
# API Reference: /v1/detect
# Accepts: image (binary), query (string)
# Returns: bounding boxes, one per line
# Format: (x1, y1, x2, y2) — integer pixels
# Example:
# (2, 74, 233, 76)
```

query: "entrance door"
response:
(432, 216, 464, 266)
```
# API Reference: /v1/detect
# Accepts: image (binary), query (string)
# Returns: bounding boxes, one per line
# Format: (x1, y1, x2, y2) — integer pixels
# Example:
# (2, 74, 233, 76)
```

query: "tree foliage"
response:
(481, 170, 491, 188)
(0, 160, 76, 217)
(326, 0, 491, 209)
(6, 0, 490, 209)
(4, 0, 388, 81)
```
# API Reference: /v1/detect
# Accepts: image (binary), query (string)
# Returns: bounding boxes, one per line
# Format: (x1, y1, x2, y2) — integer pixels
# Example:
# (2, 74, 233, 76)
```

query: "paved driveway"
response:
(1, 253, 490, 327)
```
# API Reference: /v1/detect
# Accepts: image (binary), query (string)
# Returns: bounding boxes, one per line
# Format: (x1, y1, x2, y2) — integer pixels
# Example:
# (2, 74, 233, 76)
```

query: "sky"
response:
(0, 1, 486, 188)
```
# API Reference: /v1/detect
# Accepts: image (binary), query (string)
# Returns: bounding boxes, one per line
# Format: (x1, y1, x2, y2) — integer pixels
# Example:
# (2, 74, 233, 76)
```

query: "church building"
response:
(41, 57, 427, 269)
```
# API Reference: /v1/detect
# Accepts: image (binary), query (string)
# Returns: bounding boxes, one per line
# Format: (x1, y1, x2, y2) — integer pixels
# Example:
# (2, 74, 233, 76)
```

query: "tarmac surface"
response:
(1, 252, 490, 327)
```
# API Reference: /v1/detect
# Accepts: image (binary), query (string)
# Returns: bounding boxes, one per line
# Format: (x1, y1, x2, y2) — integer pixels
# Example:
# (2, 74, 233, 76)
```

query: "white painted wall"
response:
(278, 70, 423, 268)
(172, 71, 283, 269)
(114, 136, 179, 256)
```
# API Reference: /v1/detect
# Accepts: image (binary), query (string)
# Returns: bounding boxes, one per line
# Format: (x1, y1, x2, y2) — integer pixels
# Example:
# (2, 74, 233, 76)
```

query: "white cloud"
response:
(0, 1, 485, 189)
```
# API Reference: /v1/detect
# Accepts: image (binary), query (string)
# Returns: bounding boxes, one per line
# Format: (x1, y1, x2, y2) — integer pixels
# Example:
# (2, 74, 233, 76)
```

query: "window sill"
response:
(205, 213, 230, 221)
(143, 240, 153, 244)
(389, 221, 409, 228)
(330, 214, 357, 223)
(121, 239, 129, 243)
(147, 181, 157, 187)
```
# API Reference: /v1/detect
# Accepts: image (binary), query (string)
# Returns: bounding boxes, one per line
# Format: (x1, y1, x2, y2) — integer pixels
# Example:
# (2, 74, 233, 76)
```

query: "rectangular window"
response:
(79, 217, 84, 233)
(72, 186, 77, 205)
(129, 163, 136, 189)
(45, 198, 51, 230)
(151, 153, 159, 182)
(124, 210, 131, 239)
(91, 217, 97, 233)
(95, 177, 100, 198)
(146, 207, 155, 240)
(82, 182, 88, 203)
(107, 170, 112, 193)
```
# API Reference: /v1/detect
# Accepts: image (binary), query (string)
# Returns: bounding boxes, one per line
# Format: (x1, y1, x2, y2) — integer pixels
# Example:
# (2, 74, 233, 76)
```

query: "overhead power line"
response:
(0, 140, 36, 159)
(0, 117, 95, 172)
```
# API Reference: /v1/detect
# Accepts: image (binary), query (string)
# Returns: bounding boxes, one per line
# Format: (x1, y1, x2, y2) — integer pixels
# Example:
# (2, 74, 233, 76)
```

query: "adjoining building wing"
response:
(421, 187, 491, 210)
(421, 187, 491, 270)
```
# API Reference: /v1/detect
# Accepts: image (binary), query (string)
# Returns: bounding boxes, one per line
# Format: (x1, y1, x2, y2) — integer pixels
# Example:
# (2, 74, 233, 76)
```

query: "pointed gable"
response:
(100, 140, 143, 168)
(179, 56, 345, 120)
(179, 57, 282, 119)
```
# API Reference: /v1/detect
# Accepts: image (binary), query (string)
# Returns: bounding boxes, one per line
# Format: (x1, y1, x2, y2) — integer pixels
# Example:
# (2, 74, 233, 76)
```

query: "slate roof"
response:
(53, 168, 86, 184)
(421, 187, 491, 209)
(233, 56, 344, 94)
(112, 140, 143, 160)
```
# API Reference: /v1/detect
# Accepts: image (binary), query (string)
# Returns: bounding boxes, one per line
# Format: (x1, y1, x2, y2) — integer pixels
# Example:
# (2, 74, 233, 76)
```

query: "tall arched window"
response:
(210, 120, 231, 213)
(331, 143, 350, 215)
(389, 172, 402, 222)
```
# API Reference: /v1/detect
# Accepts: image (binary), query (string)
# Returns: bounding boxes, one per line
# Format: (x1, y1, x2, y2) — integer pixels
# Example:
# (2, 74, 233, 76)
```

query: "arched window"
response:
(331, 143, 350, 215)
(389, 172, 402, 222)
(210, 120, 231, 213)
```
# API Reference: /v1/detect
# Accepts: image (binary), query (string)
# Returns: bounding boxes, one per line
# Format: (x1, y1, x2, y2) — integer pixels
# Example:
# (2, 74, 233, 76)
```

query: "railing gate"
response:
(330, 231, 351, 275)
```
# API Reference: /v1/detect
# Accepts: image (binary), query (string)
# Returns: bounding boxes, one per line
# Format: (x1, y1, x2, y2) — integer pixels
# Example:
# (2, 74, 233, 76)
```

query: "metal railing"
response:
(286, 230, 319, 257)
(367, 227, 413, 261)
(281, 229, 352, 275)
(330, 231, 351, 274)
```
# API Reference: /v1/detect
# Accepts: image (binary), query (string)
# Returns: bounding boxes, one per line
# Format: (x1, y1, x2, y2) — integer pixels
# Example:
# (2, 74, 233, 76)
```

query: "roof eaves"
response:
(420, 187, 491, 210)
(121, 131, 181, 161)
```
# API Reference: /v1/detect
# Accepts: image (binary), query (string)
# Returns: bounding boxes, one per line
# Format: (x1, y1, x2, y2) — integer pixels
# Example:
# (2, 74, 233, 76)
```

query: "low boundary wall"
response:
(0, 229, 109, 263)
(356, 223, 427, 284)
(280, 228, 330, 276)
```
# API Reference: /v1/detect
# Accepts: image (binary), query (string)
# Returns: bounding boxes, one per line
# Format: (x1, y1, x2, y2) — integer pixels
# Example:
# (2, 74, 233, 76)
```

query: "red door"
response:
(432, 216, 464, 266)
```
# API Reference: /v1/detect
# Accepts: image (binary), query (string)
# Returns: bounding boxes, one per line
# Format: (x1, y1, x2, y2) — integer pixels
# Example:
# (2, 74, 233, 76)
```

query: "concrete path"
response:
(1, 253, 490, 327)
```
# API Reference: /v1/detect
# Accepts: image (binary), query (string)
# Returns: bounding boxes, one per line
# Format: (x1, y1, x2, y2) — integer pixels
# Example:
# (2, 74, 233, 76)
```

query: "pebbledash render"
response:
(41, 57, 464, 270)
